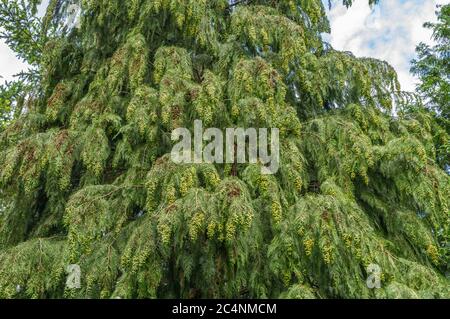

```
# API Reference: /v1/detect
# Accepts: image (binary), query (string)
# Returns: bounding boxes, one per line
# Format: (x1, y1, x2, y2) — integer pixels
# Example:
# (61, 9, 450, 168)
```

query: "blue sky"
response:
(0, 0, 448, 91)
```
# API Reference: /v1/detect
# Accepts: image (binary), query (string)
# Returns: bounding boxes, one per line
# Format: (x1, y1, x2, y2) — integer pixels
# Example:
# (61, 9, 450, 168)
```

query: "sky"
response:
(0, 0, 448, 91)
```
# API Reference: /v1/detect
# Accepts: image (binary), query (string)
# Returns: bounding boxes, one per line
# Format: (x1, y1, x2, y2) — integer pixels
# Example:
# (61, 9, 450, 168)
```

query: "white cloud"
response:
(324, 0, 449, 91)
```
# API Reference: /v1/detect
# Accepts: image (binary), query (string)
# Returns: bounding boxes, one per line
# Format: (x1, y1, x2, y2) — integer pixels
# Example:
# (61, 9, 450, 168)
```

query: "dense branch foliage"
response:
(409, 4, 449, 170)
(0, 0, 448, 298)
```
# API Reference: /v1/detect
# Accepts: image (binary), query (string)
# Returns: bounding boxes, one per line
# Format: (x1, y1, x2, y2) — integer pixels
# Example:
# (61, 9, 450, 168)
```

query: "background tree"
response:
(408, 4, 449, 171)
(0, 0, 44, 129)
(0, 0, 76, 130)
(0, 0, 448, 298)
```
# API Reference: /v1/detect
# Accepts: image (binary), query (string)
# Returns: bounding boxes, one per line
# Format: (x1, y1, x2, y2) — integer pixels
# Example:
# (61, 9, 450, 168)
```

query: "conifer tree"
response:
(0, 0, 448, 299)
(410, 4, 449, 171)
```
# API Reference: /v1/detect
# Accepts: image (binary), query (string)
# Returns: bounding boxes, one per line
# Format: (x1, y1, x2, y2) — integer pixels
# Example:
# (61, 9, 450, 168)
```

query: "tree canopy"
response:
(0, 0, 448, 299)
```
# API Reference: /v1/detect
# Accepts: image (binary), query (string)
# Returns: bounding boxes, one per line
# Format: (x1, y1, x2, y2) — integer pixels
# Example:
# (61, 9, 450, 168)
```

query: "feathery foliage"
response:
(0, 0, 448, 299)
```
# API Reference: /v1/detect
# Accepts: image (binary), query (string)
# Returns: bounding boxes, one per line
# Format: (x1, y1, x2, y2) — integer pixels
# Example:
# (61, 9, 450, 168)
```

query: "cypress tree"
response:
(0, 0, 448, 298)
(410, 4, 450, 171)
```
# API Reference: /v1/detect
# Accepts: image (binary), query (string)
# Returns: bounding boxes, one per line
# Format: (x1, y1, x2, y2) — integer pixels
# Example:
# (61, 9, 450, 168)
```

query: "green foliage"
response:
(409, 4, 450, 170)
(411, 4, 450, 121)
(0, 81, 22, 131)
(0, 0, 44, 65)
(0, 0, 448, 299)
(0, 0, 44, 130)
